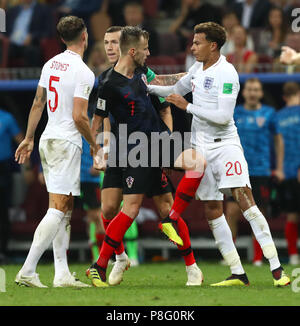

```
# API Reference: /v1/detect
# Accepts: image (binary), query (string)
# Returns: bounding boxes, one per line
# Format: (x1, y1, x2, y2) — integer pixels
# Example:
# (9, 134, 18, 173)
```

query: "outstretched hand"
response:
(280, 46, 297, 65)
(166, 94, 189, 110)
(93, 147, 107, 171)
(15, 138, 34, 164)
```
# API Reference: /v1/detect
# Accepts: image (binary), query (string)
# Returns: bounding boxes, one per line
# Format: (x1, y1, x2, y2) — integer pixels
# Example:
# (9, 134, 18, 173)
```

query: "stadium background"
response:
(0, 0, 300, 264)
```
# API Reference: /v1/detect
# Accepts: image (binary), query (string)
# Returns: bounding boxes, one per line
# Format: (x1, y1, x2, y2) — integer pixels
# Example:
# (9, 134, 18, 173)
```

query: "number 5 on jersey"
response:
(49, 75, 60, 112)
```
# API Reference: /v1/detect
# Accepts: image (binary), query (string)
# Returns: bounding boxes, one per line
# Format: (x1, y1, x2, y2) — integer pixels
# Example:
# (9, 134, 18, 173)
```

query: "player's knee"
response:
(204, 201, 223, 220)
(101, 203, 119, 220)
(122, 204, 140, 220)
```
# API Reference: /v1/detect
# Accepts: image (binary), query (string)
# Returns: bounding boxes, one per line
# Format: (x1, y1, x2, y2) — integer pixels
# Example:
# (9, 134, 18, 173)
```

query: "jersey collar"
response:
(65, 49, 82, 59)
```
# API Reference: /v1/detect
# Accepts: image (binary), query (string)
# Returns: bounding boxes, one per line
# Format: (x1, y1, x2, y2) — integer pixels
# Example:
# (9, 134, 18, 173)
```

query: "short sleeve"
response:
(38, 64, 48, 88)
(94, 83, 111, 118)
(74, 67, 95, 100)
(218, 64, 240, 99)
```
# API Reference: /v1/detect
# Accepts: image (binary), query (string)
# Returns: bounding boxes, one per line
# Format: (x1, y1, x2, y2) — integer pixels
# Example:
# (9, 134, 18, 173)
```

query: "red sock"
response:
(96, 233, 105, 252)
(97, 211, 133, 269)
(170, 172, 203, 221)
(285, 221, 298, 255)
(101, 212, 125, 255)
(252, 237, 263, 262)
(177, 216, 195, 266)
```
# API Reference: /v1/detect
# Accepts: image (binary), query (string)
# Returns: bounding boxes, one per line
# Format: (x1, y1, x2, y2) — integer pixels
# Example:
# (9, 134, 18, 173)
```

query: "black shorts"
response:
(278, 178, 300, 213)
(249, 176, 271, 207)
(79, 182, 101, 210)
(227, 176, 271, 207)
(102, 166, 174, 197)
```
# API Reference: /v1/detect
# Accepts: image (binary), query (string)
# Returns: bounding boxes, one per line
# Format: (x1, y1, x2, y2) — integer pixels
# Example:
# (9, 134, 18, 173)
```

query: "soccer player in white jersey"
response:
(14, 16, 97, 288)
(148, 22, 290, 287)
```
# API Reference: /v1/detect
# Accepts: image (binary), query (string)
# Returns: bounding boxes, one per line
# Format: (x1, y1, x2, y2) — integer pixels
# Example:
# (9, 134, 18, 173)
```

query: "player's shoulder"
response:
(0, 109, 12, 120)
(261, 104, 276, 114)
(218, 56, 238, 76)
(277, 106, 289, 117)
(98, 67, 114, 86)
(234, 104, 245, 112)
(77, 60, 95, 80)
(188, 61, 202, 74)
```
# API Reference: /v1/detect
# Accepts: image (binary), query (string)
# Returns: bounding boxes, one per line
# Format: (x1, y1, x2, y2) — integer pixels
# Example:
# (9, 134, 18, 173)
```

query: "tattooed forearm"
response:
(151, 72, 187, 86)
(34, 86, 47, 107)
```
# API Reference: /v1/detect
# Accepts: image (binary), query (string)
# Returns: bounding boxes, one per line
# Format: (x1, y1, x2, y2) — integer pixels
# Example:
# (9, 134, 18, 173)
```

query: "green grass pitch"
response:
(0, 261, 298, 306)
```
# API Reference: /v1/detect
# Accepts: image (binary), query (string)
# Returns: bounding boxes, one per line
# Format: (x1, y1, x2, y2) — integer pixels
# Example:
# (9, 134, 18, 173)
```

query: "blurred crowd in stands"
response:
(1, 0, 300, 75)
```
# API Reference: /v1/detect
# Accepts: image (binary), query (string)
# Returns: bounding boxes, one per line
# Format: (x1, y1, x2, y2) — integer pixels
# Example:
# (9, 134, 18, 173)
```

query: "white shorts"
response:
(195, 140, 251, 201)
(39, 139, 81, 196)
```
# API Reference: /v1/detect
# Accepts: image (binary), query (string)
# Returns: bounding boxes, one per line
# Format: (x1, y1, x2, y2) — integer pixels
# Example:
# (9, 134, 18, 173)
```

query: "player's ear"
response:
(128, 47, 136, 57)
(210, 42, 218, 52)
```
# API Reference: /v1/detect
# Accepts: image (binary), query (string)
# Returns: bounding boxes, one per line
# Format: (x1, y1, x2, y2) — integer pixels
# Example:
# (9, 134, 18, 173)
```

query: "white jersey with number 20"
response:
(38, 49, 95, 149)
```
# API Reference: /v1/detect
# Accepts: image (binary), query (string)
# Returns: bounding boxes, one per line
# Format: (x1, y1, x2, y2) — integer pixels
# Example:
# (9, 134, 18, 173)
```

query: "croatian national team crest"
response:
(256, 117, 266, 127)
(126, 176, 134, 188)
(203, 77, 214, 90)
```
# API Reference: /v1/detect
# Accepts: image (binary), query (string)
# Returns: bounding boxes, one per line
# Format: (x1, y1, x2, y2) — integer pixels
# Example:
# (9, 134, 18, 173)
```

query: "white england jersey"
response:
(179, 55, 240, 147)
(38, 50, 95, 149)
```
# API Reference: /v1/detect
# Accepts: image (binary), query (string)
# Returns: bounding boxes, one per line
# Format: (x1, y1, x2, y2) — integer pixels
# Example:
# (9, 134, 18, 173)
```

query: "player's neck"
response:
(114, 57, 135, 79)
(286, 96, 300, 107)
(202, 53, 220, 70)
(66, 45, 84, 59)
(244, 102, 261, 111)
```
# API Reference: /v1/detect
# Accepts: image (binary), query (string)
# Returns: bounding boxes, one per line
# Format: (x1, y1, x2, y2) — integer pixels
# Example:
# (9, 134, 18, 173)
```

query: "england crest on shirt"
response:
(203, 77, 214, 90)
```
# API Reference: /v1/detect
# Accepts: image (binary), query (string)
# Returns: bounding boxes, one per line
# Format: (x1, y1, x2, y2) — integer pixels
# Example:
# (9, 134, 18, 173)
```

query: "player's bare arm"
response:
(73, 97, 97, 155)
(159, 106, 173, 132)
(280, 46, 300, 65)
(15, 86, 47, 164)
(91, 114, 108, 171)
(150, 72, 187, 86)
(273, 133, 285, 181)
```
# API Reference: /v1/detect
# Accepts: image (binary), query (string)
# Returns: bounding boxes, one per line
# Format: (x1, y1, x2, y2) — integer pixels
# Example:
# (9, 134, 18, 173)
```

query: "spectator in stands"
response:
(256, 7, 289, 59)
(169, 0, 222, 51)
(229, 0, 272, 29)
(226, 78, 284, 266)
(122, 1, 159, 56)
(221, 11, 255, 56)
(56, 0, 102, 17)
(226, 25, 258, 73)
(276, 82, 300, 265)
(87, 41, 110, 76)
(0, 107, 23, 263)
(6, 0, 55, 67)
(56, 0, 103, 45)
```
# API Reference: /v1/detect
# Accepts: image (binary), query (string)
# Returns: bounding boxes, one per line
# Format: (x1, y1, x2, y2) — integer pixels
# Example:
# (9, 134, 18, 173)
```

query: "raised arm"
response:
(150, 72, 187, 86)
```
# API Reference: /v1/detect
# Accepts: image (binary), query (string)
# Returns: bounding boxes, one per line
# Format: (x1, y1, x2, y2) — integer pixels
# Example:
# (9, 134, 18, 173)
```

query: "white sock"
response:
(208, 215, 245, 275)
(21, 208, 64, 276)
(243, 206, 280, 271)
(53, 210, 72, 280)
(116, 251, 128, 261)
